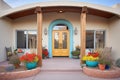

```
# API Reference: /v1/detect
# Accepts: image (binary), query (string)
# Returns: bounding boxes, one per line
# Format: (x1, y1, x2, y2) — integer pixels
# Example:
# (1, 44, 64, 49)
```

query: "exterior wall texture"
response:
(0, 12, 110, 62)
(109, 16, 120, 60)
(13, 12, 109, 51)
(0, 17, 13, 62)
(0, 0, 11, 12)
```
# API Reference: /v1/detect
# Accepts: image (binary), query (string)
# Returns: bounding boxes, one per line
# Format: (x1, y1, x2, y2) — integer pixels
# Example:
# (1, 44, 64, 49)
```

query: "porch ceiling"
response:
(6, 6, 115, 19)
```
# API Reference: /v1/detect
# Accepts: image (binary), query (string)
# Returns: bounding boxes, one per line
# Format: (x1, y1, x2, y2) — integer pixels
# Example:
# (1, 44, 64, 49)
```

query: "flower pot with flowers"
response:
(14, 48, 24, 57)
(82, 51, 99, 67)
(20, 53, 41, 70)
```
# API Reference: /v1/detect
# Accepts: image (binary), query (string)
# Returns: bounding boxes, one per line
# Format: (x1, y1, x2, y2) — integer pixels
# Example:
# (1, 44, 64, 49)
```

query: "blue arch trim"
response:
(48, 19, 73, 58)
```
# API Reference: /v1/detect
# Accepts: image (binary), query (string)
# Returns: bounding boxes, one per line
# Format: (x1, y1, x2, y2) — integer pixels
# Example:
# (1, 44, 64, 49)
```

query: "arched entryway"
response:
(48, 19, 73, 58)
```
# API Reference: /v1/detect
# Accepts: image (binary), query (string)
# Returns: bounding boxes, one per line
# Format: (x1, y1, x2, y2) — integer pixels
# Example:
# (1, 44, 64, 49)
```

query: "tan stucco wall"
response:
(0, 17, 13, 62)
(12, 12, 109, 50)
(109, 16, 120, 60)
(0, 0, 11, 12)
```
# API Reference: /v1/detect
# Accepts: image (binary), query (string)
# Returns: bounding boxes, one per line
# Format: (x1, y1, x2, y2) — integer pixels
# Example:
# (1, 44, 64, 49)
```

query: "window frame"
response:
(86, 30, 106, 49)
(16, 30, 37, 49)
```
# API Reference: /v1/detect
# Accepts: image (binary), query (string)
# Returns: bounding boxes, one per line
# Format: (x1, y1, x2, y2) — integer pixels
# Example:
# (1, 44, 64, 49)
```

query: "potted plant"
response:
(72, 45, 80, 59)
(20, 53, 41, 70)
(9, 54, 21, 68)
(98, 58, 106, 70)
(42, 48, 48, 59)
(14, 49, 24, 57)
(72, 51, 80, 59)
(82, 51, 99, 67)
(98, 47, 113, 70)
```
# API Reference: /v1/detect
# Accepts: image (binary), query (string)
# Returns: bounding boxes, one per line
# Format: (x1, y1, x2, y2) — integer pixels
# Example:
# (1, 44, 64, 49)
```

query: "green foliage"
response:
(116, 58, 120, 68)
(72, 51, 80, 56)
(98, 47, 113, 66)
(9, 55, 20, 64)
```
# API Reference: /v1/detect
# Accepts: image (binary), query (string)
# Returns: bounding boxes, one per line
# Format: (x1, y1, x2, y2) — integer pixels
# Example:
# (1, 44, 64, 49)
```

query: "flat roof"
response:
(0, 2, 120, 19)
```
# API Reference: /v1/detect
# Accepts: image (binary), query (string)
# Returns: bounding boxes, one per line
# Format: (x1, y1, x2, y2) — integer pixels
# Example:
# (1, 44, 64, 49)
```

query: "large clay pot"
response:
(98, 64, 105, 70)
(26, 62, 37, 70)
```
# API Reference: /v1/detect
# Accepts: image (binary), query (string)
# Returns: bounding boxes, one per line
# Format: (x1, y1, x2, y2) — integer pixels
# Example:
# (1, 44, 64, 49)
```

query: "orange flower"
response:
(20, 53, 41, 63)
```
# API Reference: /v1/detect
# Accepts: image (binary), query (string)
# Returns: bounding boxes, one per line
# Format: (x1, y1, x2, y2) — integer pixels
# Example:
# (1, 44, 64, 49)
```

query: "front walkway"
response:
(41, 57, 82, 71)
(17, 57, 120, 80)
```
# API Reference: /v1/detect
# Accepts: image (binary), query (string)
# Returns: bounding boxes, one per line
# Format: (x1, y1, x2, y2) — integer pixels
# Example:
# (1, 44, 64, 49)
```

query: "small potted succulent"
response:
(9, 54, 21, 68)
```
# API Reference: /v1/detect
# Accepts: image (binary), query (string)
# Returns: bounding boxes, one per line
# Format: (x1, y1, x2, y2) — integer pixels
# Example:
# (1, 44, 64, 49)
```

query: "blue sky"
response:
(4, 0, 120, 8)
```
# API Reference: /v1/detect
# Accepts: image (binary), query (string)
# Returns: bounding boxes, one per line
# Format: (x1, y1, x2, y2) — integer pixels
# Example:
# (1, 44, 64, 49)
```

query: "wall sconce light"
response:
(74, 27, 78, 35)
(44, 28, 47, 35)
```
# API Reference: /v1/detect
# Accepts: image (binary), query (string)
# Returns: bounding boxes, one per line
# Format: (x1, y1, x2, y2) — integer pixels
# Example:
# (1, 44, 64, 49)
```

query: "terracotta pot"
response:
(14, 63, 20, 68)
(98, 64, 105, 70)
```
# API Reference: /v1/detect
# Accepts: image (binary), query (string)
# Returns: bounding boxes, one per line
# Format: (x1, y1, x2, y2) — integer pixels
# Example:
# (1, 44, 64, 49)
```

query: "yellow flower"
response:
(82, 55, 99, 61)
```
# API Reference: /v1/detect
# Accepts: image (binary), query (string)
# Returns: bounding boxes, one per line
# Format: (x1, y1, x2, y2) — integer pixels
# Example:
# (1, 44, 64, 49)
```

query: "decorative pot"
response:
(72, 55, 79, 59)
(17, 53, 24, 57)
(14, 63, 20, 68)
(86, 60, 98, 67)
(98, 64, 105, 70)
(26, 62, 37, 70)
(105, 65, 110, 70)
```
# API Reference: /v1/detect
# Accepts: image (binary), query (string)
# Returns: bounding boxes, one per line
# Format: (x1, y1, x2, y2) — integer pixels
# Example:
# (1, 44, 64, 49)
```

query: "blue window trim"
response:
(48, 19, 73, 58)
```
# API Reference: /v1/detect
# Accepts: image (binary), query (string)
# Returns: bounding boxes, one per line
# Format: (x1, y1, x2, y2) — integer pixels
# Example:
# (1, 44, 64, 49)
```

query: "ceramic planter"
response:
(86, 60, 98, 67)
(26, 62, 37, 70)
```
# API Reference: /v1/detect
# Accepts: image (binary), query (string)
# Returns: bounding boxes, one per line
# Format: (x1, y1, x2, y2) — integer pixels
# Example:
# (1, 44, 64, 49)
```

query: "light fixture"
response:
(74, 27, 78, 35)
(59, 10, 63, 13)
(44, 28, 47, 35)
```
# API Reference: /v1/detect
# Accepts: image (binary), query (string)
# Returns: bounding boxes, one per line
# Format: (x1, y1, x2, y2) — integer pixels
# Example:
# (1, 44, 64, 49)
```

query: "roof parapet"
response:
(0, 0, 11, 12)
(112, 3, 120, 8)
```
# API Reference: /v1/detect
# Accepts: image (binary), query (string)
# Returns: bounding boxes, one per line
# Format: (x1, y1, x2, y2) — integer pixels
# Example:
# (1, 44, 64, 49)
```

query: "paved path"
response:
(17, 58, 120, 80)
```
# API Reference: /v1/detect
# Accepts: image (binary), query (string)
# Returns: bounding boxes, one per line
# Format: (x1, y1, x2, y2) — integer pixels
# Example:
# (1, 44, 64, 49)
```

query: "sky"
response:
(4, 0, 120, 8)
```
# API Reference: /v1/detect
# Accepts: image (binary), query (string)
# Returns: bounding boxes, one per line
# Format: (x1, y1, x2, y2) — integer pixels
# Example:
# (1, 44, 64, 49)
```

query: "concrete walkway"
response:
(17, 58, 120, 80)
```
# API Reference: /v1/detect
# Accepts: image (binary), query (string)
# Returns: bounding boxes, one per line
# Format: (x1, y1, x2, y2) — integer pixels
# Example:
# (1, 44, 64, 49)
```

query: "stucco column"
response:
(80, 6, 88, 64)
(35, 7, 43, 66)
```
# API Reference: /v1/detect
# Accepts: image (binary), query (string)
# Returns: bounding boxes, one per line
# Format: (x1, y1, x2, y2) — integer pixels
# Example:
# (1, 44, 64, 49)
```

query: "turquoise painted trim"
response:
(48, 19, 73, 58)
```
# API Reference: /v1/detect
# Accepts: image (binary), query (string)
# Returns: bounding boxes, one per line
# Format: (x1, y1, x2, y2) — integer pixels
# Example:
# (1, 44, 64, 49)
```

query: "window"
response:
(17, 30, 37, 49)
(17, 31, 26, 48)
(28, 31, 37, 48)
(95, 31, 105, 48)
(53, 24, 68, 30)
(86, 30, 94, 48)
(86, 30, 105, 49)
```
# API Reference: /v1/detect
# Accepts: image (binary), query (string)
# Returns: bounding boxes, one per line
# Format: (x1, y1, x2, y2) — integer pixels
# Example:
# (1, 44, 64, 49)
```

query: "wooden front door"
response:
(52, 30, 69, 56)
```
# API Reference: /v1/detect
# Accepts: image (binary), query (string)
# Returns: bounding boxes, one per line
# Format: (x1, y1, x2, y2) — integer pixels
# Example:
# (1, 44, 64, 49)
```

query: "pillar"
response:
(80, 6, 88, 64)
(35, 7, 43, 66)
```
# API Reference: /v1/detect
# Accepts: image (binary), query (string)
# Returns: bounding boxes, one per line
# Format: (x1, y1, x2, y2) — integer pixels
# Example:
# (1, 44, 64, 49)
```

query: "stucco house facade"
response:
(0, 0, 120, 62)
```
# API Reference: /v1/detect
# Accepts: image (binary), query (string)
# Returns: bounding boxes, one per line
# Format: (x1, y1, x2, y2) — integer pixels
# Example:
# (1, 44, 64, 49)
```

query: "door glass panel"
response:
(54, 32, 59, 49)
(62, 32, 67, 49)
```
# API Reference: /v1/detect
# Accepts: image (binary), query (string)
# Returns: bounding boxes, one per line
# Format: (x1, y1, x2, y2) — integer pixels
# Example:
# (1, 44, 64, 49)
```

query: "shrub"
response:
(9, 55, 20, 64)
(116, 58, 120, 68)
